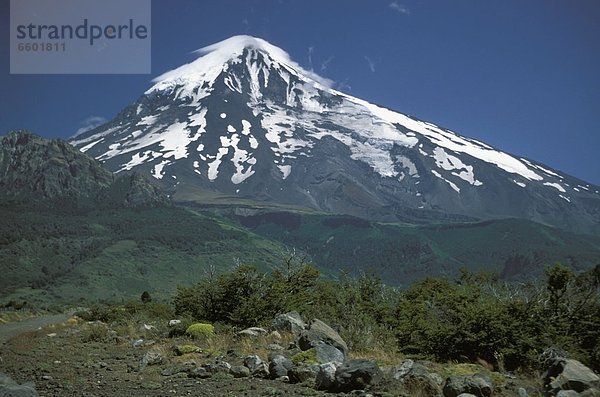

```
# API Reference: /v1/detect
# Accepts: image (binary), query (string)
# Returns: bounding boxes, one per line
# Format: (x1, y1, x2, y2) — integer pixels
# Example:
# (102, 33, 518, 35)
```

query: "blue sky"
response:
(1, 0, 599, 184)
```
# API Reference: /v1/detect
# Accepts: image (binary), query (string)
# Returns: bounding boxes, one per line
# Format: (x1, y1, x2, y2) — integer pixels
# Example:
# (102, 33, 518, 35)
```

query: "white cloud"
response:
(389, 2, 410, 14)
(364, 56, 376, 73)
(307, 46, 314, 70)
(73, 116, 107, 137)
(320, 55, 334, 72)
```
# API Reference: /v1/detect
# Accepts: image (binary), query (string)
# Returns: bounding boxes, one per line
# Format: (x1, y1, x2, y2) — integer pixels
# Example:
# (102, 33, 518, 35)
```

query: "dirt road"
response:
(0, 312, 73, 345)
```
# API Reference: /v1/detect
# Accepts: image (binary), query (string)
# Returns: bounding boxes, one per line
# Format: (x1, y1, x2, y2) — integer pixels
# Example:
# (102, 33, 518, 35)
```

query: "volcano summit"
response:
(70, 36, 600, 234)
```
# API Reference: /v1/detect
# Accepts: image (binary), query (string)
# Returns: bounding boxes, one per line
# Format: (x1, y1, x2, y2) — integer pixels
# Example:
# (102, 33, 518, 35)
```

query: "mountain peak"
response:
(70, 38, 600, 234)
(147, 35, 332, 98)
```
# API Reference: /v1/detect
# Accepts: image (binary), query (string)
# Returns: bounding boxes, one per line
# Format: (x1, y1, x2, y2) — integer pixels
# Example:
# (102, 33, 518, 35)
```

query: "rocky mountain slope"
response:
(0, 131, 166, 208)
(70, 36, 600, 234)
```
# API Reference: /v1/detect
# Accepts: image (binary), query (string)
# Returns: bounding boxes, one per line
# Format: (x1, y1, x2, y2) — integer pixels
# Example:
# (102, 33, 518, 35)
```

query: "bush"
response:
(291, 349, 318, 365)
(174, 262, 320, 328)
(186, 323, 214, 339)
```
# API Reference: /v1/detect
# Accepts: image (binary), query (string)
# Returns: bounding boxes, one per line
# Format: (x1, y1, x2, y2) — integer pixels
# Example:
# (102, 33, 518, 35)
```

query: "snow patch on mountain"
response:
(146, 36, 332, 101)
(544, 182, 567, 193)
(432, 169, 460, 193)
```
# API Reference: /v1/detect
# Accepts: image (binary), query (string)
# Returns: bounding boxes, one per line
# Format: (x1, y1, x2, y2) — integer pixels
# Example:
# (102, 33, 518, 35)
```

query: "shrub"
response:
(175, 344, 201, 355)
(186, 323, 214, 339)
(291, 348, 318, 365)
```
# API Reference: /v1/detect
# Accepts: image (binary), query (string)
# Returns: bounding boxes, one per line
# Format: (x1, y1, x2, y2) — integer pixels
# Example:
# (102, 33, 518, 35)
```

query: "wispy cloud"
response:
(336, 78, 352, 93)
(389, 2, 410, 15)
(73, 116, 107, 137)
(364, 56, 376, 73)
(320, 55, 334, 72)
(307, 46, 314, 71)
(242, 18, 250, 32)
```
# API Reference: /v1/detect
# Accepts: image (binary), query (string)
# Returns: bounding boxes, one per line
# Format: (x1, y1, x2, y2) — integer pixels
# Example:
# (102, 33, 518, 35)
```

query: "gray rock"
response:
(250, 362, 270, 379)
(517, 387, 529, 397)
(443, 373, 493, 397)
(188, 367, 211, 379)
(334, 360, 383, 392)
(393, 360, 442, 396)
(289, 364, 319, 384)
(205, 361, 231, 374)
(237, 327, 268, 338)
(243, 355, 263, 372)
(230, 365, 250, 378)
(392, 359, 414, 379)
(269, 355, 293, 379)
(267, 343, 285, 351)
(272, 311, 306, 336)
(0, 373, 38, 397)
(161, 361, 196, 376)
(544, 358, 600, 394)
(140, 351, 163, 368)
(298, 318, 348, 356)
(315, 362, 338, 391)
(556, 391, 582, 397)
(581, 389, 600, 397)
(313, 342, 345, 364)
(457, 394, 478, 397)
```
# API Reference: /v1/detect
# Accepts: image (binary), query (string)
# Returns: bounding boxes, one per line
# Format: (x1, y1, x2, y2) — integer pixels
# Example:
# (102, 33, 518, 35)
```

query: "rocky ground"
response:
(0, 312, 598, 397)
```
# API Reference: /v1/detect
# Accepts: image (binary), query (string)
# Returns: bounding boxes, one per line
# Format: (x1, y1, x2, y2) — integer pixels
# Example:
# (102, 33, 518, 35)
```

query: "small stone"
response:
(140, 351, 163, 368)
(42, 375, 53, 380)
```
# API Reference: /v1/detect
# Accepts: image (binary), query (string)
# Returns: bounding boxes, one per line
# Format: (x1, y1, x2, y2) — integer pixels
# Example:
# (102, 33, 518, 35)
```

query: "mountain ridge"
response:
(0, 130, 167, 208)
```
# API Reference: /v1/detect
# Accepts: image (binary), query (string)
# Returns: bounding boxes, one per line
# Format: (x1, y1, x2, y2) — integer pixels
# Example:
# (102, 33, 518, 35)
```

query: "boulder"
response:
(267, 343, 285, 351)
(289, 364, 319, 384)
(168, 319, 181, 326)
(544, 358, 600, 394)
(161, 361, 196, 376)
(188, 367, 211, 379)
(0, 373, 38, 397)
(244, 354, 269, 379)
(556, 391, 583, 397)
(230, 365, 250, 378)
(334, 360, 383, 392)
(298, 319, 348, 356)
(243, 354, 263, 372)
(272, 311, 306, 336)
(392, 360, 442, 395)
(269, 355, 293, 379)
(140, 351, 163, 369)
(443, 373, 493, 397)
(313, 342, 345, 364)
(250, 363, 270, 379)
(237, 327, 268, 338)
(204, 361, 231, 374)
(316, 362, 338, 391)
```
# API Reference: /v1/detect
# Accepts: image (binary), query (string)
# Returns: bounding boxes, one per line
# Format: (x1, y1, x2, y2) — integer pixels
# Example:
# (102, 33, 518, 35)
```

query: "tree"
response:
(141, 290, 152, 303)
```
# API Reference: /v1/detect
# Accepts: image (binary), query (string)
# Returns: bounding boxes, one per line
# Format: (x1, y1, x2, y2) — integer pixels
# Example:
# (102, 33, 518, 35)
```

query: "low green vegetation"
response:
(0, 204, 287, 305)
(173, 261, 600, 372)
(235, 211, 600, 284)
(186, 323, 215, 340)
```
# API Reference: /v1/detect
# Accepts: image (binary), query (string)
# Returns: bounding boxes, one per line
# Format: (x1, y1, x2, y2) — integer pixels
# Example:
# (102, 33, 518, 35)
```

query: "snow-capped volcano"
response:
(70, 35, 600, 234)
